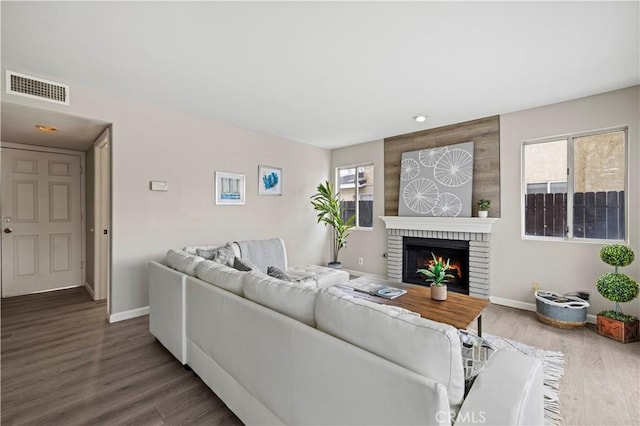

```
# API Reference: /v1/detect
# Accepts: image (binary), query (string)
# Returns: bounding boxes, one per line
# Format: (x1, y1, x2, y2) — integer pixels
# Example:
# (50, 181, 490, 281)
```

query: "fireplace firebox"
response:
(403, 237, 470, 295)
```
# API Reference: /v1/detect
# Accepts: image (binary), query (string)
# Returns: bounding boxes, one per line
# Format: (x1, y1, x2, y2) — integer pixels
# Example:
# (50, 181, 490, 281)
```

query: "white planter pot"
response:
(478, 210, 488, 218)
(431, 284, 447, 301)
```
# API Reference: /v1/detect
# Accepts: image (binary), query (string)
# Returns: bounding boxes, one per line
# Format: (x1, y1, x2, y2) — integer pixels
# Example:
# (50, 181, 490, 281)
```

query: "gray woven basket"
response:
(535, 290, 589, 329)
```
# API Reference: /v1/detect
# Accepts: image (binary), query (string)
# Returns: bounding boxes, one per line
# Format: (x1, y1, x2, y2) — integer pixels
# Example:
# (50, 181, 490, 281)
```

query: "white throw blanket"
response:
(236, 238, 286, 274)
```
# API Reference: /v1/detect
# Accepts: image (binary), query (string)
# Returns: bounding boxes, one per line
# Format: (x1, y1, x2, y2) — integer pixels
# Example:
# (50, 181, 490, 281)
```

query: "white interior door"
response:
(1, 148, 82, 297)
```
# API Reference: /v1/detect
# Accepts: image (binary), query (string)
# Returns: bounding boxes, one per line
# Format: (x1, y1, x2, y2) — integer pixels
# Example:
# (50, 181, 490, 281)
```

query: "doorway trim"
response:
(92, 128, 111, 311)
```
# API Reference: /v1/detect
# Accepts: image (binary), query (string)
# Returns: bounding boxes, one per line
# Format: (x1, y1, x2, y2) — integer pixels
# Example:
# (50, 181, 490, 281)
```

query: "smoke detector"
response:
(6, 70, 69, 105)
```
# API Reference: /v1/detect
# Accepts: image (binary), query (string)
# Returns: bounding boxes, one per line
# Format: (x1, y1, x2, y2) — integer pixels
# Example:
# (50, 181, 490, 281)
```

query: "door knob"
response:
(3, 228, 13, 234)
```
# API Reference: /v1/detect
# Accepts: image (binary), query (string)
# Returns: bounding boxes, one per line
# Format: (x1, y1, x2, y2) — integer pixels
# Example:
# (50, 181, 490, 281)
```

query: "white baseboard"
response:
(84, 282, 96, 300)
(108, 306, 149, 323)
(490, 296, 597, 324)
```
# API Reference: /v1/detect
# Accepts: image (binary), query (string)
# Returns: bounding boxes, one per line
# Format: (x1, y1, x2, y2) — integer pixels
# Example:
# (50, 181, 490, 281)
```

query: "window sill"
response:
(521, 235, 628, 245)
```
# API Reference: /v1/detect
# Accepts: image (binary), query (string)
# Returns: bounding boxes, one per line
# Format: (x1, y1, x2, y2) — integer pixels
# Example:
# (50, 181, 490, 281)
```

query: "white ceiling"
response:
(1, 1, 638, 149)
(1, 103, 108, 151)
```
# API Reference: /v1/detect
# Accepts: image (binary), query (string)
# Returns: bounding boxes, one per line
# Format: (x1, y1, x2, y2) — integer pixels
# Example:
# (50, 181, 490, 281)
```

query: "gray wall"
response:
(331, 139, 387, 277)
(496, 86, 639, 317)
(331, 87, 639, 318)
(3, 82, 332, 316)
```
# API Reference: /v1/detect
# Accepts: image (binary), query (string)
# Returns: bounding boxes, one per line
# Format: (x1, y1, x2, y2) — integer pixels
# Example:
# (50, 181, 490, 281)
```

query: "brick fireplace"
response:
(380, 217, 498, 298)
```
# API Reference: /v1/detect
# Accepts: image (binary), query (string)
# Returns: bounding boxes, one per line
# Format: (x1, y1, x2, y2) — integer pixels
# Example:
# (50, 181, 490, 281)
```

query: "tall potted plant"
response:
(596, 244, 639, 343)
(310, 181, 355, 268)
(417, 253, 454, 301)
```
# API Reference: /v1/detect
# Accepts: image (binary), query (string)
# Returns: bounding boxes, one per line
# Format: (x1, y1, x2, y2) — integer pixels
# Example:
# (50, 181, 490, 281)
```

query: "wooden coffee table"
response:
(342, 276, 490, 336)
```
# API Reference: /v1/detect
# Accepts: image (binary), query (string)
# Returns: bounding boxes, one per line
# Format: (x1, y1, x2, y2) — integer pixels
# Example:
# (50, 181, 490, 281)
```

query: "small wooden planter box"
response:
(597, 315, 640, 343)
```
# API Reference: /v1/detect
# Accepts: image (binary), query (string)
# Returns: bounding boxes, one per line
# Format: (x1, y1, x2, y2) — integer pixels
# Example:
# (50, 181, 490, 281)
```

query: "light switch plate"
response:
(150, 181, 169, 191)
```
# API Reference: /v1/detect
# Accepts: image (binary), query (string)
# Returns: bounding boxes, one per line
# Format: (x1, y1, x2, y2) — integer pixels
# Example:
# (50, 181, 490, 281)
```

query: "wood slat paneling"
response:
(384, 115, 500, 216)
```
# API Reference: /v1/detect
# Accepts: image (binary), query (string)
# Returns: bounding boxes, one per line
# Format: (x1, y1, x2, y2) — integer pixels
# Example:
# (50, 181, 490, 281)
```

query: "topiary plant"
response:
(597, 244, 638, 321)
(600, 244, 635, 268)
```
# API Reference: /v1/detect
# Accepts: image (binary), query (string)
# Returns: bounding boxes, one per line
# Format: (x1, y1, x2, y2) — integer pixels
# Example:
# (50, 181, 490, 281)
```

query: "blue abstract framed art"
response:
(258, 165, 282, 196)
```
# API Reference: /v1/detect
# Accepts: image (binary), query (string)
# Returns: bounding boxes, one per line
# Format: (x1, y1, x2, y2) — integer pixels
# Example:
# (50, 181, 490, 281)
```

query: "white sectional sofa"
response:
(149, 238, 544, 425)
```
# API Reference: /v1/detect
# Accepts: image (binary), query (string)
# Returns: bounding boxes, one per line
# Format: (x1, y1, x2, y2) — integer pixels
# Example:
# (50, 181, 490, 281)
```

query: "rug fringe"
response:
(483, 334, 565, 426)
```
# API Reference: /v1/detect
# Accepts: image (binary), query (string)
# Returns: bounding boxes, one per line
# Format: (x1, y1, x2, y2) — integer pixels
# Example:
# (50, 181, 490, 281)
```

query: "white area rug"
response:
(483, 334, 565, 426)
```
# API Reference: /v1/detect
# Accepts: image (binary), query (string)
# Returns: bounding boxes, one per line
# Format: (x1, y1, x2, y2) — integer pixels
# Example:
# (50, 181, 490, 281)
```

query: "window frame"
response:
(521, 126, 628, 243)
(335, 162, 374, 230)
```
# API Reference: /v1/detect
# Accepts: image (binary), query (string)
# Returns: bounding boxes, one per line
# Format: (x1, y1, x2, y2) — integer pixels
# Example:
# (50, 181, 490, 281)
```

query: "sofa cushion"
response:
(243, 270, 318, 327)
(315, 286, 466, 406)
(165, 249, 205, 276)
(196, 260, 245, 296)
(287, 264, 349, 289)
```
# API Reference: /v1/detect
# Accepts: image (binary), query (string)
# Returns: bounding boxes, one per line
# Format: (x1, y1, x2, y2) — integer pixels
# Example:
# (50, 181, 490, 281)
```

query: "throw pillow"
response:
(267, 265, 292, 281)
(458, 330, 496, 394)
(293, 276, 316, 286)
(267, 265, 316, 286)
(233, 257, 254, 272)
(213, 243, 236, 266)
(197, 244, 235, 267)
(195, 248, 215, 260)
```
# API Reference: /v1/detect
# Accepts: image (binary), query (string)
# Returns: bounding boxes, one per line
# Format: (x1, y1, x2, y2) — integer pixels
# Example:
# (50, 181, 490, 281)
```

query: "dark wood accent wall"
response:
(384, 115, 500, 217)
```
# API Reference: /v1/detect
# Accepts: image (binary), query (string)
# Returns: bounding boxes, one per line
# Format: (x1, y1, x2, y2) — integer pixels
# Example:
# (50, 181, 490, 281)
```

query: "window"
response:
(337, 164, 374, 228)
(523, 128, 627, 241)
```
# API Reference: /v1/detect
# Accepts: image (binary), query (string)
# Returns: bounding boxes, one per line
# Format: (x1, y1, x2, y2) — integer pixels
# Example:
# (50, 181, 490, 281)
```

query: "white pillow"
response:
(165, 249, 205, 275)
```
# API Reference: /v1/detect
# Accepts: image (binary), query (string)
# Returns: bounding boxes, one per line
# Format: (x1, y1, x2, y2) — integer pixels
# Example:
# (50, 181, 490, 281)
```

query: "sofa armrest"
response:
(457, 349, 544, 426)
(149, 261, 187, 364)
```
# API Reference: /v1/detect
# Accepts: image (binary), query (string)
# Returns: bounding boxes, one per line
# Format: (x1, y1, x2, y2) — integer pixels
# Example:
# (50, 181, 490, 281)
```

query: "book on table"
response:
(348, 282, 407, 299)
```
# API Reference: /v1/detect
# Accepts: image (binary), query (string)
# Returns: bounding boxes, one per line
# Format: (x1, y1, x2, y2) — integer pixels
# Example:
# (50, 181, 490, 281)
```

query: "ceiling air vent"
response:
(5, 70, 69, 105)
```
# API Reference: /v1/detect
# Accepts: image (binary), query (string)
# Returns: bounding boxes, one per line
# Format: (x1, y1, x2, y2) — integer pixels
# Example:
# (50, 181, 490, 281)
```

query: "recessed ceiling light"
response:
(35, 124, 58, 132)
(414, 115, 427, 123)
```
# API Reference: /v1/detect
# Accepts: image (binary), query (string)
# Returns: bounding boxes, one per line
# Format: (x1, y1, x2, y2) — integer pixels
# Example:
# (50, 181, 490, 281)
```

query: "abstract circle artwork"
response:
(434, 149, 473, 187)
(403, 178, 439, 214)
(398, 141, 474, 217)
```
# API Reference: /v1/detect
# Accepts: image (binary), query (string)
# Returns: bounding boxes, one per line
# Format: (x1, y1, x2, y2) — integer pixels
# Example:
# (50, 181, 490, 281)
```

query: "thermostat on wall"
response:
(150, 181, 169, 191)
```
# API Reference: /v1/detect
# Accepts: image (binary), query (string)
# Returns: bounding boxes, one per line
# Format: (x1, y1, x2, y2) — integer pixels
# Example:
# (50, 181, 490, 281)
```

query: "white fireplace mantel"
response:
(379, 216, 498, 234)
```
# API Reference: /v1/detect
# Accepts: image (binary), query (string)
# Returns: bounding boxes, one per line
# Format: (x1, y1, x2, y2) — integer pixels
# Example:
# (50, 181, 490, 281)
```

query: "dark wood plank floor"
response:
(2, 286, 639, 425)
(1, 287, 242, 426)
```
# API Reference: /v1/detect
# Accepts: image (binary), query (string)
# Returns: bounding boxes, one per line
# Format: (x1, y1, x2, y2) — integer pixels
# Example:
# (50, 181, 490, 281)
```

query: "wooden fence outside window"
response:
(524, 191, 625, 240)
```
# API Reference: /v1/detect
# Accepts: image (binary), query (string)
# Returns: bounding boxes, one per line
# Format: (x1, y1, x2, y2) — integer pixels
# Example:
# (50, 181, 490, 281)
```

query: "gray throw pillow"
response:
(267, 266, 315, 285)
(196, 248, 217, 260)
(233, 257, 254, 272)
(267, 265, 292, 281)
(459, 330, 496, 394)
(197, 243, 235, 267)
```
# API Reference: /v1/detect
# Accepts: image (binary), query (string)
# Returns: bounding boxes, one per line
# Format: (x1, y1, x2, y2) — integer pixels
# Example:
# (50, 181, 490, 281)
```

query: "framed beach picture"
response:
(258, 165, 282, 196)
(215, 172, 245, 205)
